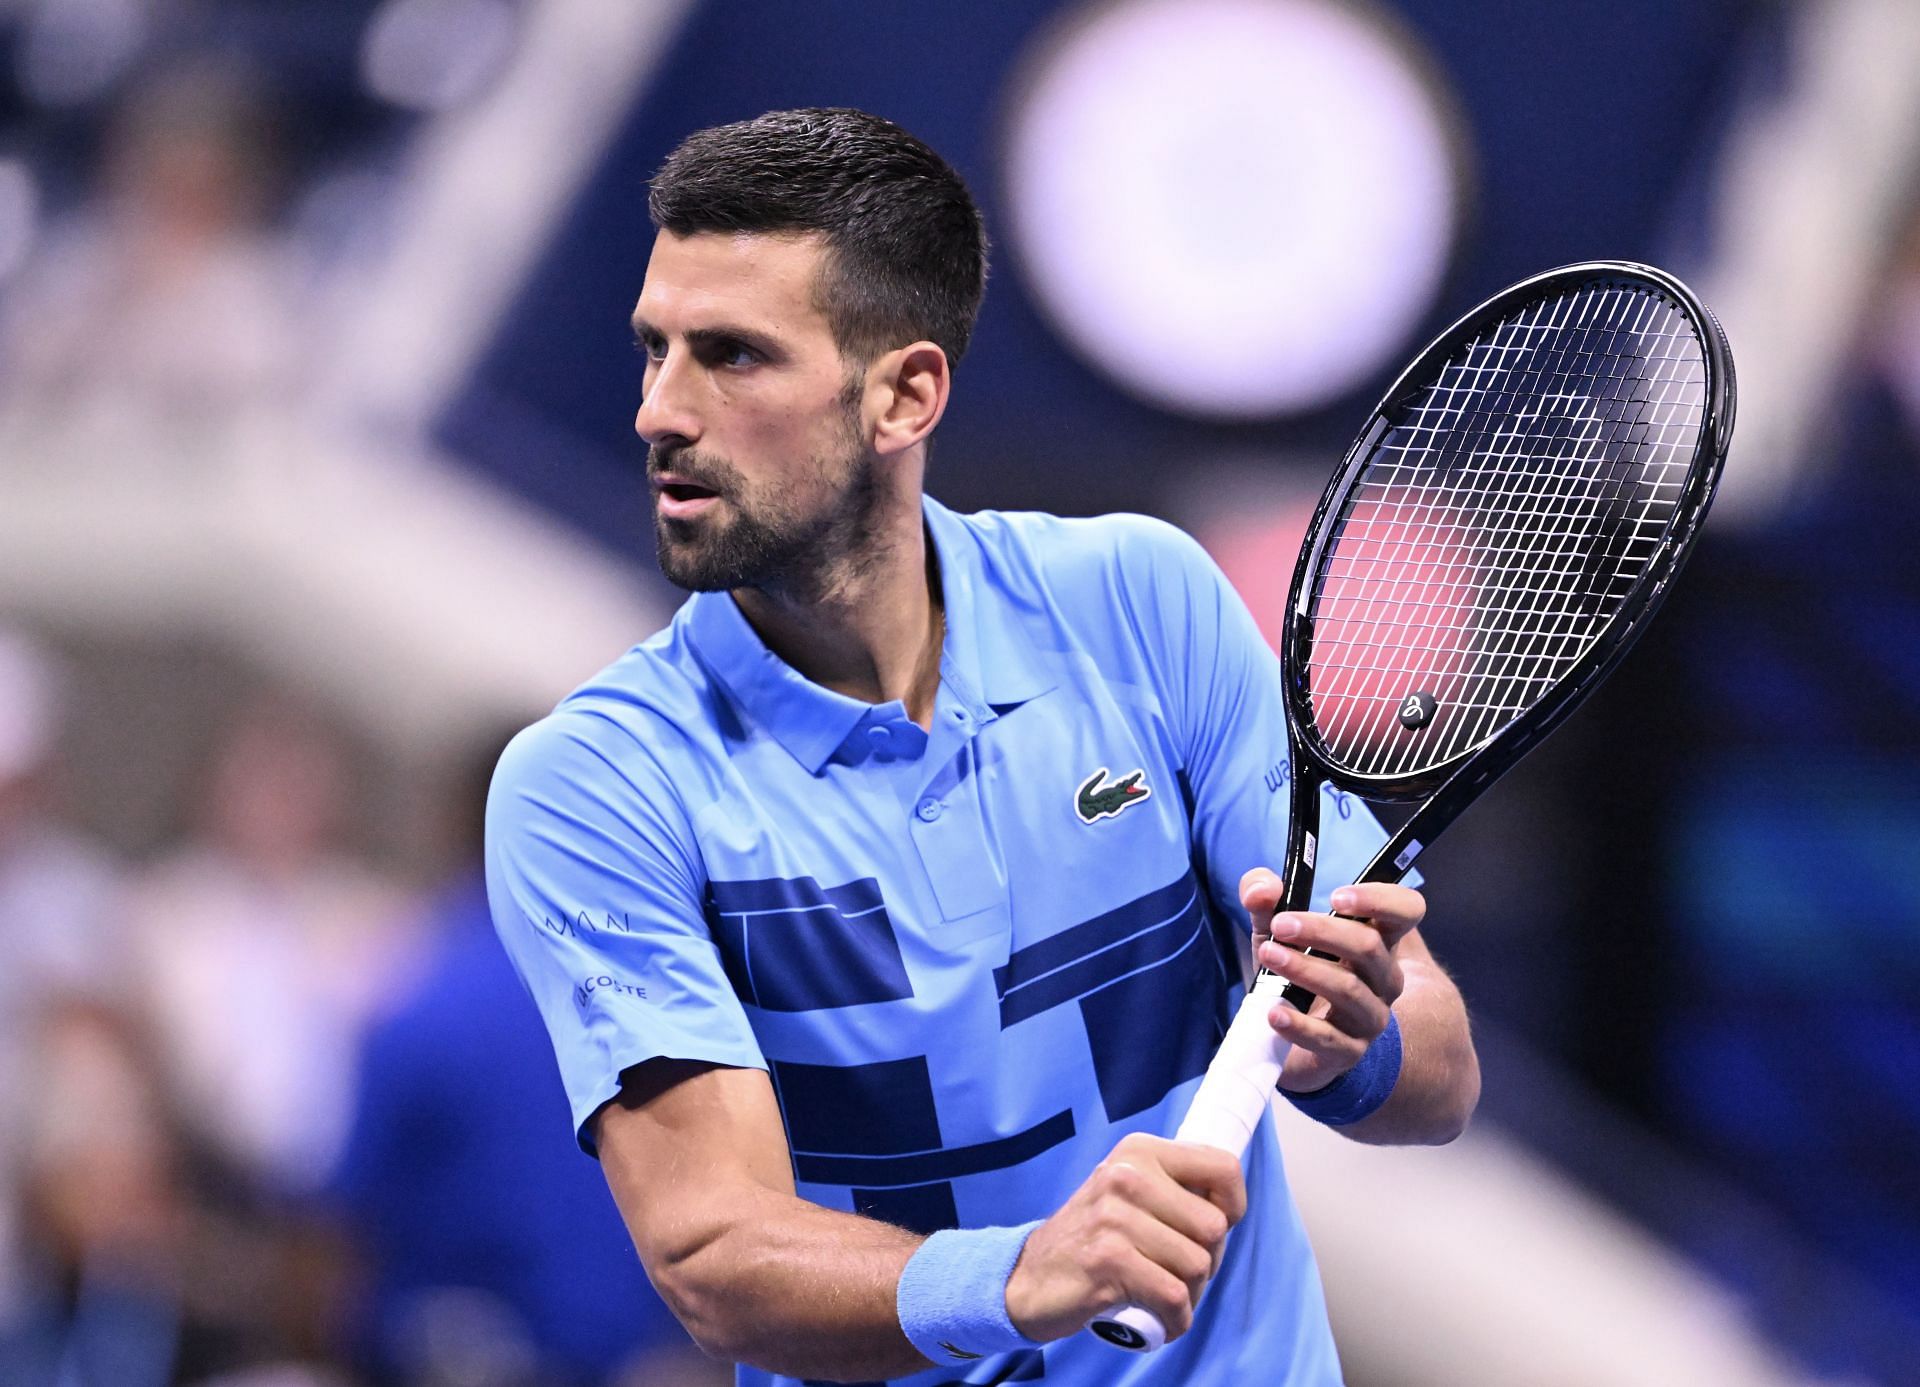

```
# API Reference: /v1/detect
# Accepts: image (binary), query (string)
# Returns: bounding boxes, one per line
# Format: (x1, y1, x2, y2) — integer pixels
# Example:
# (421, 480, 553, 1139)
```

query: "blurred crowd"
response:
(0, 42, 722, 1387)
(0, 629, 722, 1387)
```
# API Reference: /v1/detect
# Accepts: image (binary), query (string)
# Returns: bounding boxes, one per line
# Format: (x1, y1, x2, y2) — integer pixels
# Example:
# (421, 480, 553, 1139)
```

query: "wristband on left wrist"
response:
(1284, 1011, 1402, 1126)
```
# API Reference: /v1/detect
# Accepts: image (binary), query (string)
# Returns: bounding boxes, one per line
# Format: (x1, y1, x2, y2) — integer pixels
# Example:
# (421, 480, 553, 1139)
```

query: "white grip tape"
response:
(1088, 975, 1292, 1352)
(1174, 974, 1293, 1154)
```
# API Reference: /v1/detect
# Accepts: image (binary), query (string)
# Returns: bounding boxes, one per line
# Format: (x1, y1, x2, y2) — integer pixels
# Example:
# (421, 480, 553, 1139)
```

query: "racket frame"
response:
(1273, 260, 1735, 924)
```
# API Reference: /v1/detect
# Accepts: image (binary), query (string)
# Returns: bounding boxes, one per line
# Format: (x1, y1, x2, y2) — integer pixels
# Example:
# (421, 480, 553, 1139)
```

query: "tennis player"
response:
(486, 108, 1479, 1386)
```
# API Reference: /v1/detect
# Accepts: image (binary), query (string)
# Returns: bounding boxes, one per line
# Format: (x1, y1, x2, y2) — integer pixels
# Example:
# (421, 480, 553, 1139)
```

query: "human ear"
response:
(870, 341, 950, 457)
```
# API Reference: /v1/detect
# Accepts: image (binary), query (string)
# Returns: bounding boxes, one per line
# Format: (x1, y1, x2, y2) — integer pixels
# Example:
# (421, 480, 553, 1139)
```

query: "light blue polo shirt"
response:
(486, 497, 1402, 1387)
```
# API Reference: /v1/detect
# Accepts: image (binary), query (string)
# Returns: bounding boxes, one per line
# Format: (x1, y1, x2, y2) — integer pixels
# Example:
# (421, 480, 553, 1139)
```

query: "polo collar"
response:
(684, 496, 1055, 774)
(923, 496, 1054, 712)
(683, 590, 869, 774)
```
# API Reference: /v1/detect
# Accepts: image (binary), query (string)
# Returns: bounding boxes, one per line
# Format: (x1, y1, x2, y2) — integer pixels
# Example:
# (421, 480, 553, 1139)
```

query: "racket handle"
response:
(1088, 974, 1293, 1352)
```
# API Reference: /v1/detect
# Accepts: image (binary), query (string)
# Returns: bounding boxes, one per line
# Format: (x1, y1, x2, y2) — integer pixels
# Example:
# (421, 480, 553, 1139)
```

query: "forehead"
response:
(634, 229, 833, 335)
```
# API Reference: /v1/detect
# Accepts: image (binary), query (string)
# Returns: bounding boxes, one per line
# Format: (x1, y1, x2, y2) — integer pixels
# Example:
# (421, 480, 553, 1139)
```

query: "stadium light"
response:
(1001, 0, 1467, 420)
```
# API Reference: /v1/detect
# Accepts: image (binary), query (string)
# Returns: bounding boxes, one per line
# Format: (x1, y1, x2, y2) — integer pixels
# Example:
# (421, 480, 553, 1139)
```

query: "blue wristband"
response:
(897, 1221, 1045, 1365)
(1284, 1012, 1403, 1126)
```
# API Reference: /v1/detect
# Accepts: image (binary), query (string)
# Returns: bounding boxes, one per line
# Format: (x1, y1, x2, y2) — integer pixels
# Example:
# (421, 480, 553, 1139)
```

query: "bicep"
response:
(596, 1059, 797, 1276)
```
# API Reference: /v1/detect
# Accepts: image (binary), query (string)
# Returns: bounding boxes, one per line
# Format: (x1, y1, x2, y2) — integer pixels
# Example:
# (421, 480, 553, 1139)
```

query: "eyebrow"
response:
(630, 316, 783, 359)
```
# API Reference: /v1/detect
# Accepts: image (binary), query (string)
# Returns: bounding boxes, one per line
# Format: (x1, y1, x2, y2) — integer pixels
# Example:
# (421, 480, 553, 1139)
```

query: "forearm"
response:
(655, 1188, 931, 1380)
(1341, 954, 1479, 1145)
(605, 1062, 1246, 1372)
(599, 1063, 936, 1381)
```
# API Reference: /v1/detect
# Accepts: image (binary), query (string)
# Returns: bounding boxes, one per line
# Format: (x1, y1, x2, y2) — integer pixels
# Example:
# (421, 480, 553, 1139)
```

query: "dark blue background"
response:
(442, 0, 1752, 553)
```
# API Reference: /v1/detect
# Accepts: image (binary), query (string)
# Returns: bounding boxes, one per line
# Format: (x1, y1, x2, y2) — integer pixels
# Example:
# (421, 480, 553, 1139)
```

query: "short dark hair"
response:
(648, 108, 988, 369)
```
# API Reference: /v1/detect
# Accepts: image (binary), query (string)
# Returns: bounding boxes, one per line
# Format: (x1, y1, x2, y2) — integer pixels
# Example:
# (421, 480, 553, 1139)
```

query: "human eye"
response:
(706, 337, 760, 369)
(632, 330, 667, 362)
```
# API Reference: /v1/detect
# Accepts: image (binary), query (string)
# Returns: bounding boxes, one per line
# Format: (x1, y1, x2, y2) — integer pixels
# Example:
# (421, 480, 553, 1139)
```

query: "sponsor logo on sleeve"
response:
(573, 973, 648, 1010)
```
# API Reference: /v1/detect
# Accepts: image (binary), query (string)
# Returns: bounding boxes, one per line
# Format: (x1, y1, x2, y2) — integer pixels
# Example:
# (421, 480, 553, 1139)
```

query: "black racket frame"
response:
(1269, 260, 1735, 1004)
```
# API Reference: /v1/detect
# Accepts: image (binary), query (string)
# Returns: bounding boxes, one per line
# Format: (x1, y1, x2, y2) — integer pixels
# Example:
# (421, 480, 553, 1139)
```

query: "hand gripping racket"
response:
(1089, 261, 1735, 1351)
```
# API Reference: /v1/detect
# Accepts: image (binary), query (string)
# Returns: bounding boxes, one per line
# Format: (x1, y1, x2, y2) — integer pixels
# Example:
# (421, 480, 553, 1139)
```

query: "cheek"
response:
(732, 391, 858, 486)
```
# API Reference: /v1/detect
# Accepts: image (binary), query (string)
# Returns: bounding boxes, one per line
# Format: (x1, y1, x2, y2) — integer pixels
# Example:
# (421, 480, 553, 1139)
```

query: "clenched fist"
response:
(1004, 1132, 1246, 1344)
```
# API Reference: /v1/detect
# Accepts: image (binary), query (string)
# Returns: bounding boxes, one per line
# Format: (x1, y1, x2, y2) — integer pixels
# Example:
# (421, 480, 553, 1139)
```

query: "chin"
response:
(654, 534, 736, 593)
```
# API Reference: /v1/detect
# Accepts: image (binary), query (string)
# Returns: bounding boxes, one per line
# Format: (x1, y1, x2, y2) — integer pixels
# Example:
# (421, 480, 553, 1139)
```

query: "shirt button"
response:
(916, 799, 943, 822)
(867, 725, 891, 744)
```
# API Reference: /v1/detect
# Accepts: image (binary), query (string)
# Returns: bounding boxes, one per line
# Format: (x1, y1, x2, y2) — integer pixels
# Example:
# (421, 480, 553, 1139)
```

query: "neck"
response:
(732, 494, 944, 728)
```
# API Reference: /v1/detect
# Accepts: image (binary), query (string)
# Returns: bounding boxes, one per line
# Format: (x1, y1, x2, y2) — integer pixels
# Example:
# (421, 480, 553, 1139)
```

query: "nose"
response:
(634, 352, 700, 450)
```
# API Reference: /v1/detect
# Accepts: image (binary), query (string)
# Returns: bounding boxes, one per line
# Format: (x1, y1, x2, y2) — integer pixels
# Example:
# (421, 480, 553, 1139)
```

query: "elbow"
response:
(1428, 1079, 1480, 1145)
(651, 1253, 750, 1362)
(644, 1222, 755, 1362)
(1427, 1045, 1482, 1146)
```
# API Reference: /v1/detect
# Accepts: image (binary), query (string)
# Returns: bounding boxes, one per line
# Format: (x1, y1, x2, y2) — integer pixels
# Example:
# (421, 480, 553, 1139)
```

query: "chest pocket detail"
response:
(706, 876, 913, 1012)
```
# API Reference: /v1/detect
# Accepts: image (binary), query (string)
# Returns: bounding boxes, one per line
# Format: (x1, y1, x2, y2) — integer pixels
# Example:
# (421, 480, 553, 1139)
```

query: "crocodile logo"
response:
(1076, 767, 1152, 824)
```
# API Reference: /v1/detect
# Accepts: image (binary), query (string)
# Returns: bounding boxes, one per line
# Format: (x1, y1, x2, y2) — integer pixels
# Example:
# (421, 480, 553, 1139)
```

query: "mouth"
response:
(652, 475, 722, 521)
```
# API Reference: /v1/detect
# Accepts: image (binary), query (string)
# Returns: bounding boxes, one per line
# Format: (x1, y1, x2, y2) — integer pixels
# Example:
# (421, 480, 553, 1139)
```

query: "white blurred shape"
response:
(1003, 0, 1462, 419)
(1694, 0, 1920, 524)
(0, 159, 41, 285)
(18, 0, 145, 108)
(1274, 1100, 1831, 1387)
(326, 0, 694, 429)
(361, 0, 519, 114)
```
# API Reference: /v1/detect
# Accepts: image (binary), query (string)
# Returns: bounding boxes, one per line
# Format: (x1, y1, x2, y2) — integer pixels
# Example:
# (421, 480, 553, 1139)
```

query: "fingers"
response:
(1093, 1137, 1243, 1326)
(1270, 998, 1373, 1079)
(1124, 1200, 1216, 1310)
(1239, 873, 1425, 952)
(1330, 882, 1426, 948)
(1236, 871, 1426, 1093)
(1149, 1138, 1249, 1229)
(1095, 1139, 1241, 1272)
(1005, 1133, 1245, 1343)
(1252, 878, 1424, 1008)
(1262, 946, 1392, 1046)
(1261, 916, 1403, 1020)
(1084, 1236, 1199, 1341)
(1089, 1163, 1218, 1315)
(1239, 867, 1281, 946)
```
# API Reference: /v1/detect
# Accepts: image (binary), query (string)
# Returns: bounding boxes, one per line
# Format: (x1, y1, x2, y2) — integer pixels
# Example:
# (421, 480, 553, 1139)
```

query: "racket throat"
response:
(1273, 767, 1331, 1010)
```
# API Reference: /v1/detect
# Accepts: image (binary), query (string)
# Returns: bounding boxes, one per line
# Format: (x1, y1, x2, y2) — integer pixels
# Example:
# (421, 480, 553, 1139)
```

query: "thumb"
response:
(1239, 867, 1283, 947)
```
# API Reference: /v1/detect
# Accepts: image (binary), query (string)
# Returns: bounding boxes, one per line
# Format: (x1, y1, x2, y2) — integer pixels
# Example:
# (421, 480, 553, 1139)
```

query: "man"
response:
(487, 108, 1479, 1387)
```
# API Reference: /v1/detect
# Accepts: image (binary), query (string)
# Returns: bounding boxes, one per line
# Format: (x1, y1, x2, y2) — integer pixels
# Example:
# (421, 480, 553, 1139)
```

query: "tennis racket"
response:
(1089, 260, 1735, 1351)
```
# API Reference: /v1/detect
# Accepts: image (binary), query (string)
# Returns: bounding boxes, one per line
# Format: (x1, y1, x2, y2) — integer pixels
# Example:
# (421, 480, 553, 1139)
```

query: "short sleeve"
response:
(485, 711, 764, 1153)
(1111, 519, 1415, 934)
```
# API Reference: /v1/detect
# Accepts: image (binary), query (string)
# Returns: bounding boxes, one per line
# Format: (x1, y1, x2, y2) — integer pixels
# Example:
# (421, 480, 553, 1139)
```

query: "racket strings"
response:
(1322, 288, 1699, 771)
(1328, 313, 1685, 768)
(1306, 282, 1707, 778)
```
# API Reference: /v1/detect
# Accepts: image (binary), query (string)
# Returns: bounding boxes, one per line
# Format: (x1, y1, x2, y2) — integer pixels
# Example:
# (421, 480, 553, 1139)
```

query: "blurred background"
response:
(0, 0, 1913, 1384)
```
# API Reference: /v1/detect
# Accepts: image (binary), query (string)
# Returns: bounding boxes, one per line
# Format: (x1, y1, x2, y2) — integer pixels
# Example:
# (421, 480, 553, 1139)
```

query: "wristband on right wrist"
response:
(896, 1220, 1045, 1366)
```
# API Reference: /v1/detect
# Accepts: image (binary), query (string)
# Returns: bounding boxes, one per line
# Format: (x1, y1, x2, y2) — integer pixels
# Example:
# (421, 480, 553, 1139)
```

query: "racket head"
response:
(1281, 260, 1734, 802)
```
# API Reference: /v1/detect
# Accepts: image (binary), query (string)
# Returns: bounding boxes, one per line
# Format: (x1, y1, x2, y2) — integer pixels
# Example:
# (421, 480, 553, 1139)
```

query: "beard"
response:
(648, 419, 883, 598)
